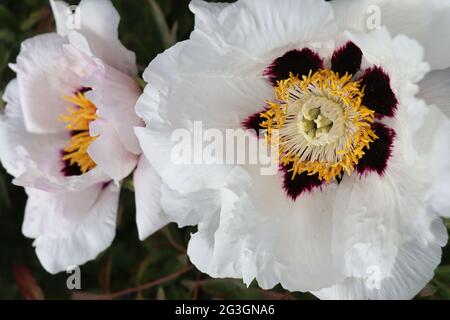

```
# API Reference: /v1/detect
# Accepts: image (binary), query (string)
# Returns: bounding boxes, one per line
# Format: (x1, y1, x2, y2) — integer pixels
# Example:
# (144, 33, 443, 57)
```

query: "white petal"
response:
(0, 79, 86, 186)
(14, 34, 95, 133)
(68, 0, 137, 75)
(84, 62, 142, 155)
(137, 41, 274, 193)
(314, 218, 447, 300)
(418, 68, 450, 118)
(411, 105, 450, 218)
(346, 28, 429, 87)
(331, 0, 450, 70)
(88, 119, 138, 183)
(133, 156, 168, 241)
(24, 183, 119, 274)
(330, 165, 442, 287)
(50, 0, 70, 36)
(182, 0, 337, 76)
(181, 166, 344, 291)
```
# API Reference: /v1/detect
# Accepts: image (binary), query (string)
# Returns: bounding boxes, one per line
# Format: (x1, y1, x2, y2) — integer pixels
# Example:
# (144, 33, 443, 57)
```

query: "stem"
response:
(78, 265, 193, 300)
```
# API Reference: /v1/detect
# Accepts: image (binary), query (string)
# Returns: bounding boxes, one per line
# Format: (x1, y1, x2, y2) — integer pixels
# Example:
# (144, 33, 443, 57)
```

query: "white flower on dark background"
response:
(136, 0, 450, 299)
(0, 0, 167, 274)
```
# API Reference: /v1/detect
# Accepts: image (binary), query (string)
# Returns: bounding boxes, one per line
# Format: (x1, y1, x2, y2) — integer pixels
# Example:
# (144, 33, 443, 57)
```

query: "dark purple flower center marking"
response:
(263, 48, 323, 86)
(360, 66, 398, 118)
(61, 151, 83, 176)
(242, 46, 400, 201)
(242, 108, 267, 137)
(331, 41, 363, 77)
(357, 122, 396, 176)
(281, 165, 324, 201)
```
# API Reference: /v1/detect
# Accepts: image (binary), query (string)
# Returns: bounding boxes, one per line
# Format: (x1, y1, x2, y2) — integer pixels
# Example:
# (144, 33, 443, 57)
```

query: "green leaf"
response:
(122, 176, 135, 192)
(148, 0, 176, 48)
(0, 4, 16, 28)
(0, 30, 16, 44)
(21, 9, 47, 31)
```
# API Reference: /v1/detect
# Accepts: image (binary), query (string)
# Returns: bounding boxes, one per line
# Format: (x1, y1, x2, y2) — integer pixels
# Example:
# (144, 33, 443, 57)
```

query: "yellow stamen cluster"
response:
(60, 92, 97, 174)
(261, 69, 378, 182)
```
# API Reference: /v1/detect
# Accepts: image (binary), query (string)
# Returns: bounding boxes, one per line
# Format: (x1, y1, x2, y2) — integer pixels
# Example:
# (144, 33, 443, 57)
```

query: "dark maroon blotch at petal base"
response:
(60, 130, 85, 177)
(75, 86, 92, 95)
(61, 151, 82, 177)
(264, 48, 323, 86)
(281, 165, 324, 201)
(331, 41, 363, 76)
(242, 108, 267, 137)
(360, 66, 398, 118)
(357, 122, 396, 176)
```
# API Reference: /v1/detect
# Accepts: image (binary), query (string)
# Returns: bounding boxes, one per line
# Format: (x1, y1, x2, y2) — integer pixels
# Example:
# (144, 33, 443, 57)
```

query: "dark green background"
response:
(0, 0, 449, 300)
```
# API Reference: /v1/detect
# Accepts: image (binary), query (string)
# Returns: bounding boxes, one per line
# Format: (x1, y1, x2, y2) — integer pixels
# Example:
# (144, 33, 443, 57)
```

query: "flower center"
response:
(60, 92, 97, 174)
(261, 69, 378, 182)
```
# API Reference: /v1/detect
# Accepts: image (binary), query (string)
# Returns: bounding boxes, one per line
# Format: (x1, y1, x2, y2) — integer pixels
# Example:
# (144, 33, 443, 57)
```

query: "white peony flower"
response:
(136, 0, 450, 299)
(0, 0, 167, 274)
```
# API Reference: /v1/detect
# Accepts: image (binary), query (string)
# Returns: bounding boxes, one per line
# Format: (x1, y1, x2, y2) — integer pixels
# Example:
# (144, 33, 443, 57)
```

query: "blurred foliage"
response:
(0, 0, 449, 300)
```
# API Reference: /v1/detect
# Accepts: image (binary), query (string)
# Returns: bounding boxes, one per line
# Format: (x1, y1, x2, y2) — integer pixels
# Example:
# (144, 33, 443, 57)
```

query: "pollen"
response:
(60, 92, 97, 174)
(261, 69, 378, 182)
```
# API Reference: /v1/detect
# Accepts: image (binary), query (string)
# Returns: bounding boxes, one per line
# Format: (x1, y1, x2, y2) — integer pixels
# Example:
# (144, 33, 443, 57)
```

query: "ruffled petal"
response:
(51, 0, 137, 75)
(314, 218, 447, 300)
(14, 34, 95, 133)
(137, 42, 274, 194)
(24, 183, 119, 274)
(410, 105, 450, 218)
(331, 0, 450, 70)
(134, 156, 168, 241)
(88, 119, 138, 183)
(160, 184, 222, 276)
(0, 79, 108, 192)
(180, 0, 337, 77)
(84, 61, 143, 155)
(418, 68, 450, 118)
(183, 166, 344, 291)
(0, 80, 64, 178)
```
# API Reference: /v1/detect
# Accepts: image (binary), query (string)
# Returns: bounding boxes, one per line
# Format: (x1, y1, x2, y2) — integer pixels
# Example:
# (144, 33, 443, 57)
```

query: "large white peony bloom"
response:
(0, 0, 167, 274)
(136, 0, 450, 299)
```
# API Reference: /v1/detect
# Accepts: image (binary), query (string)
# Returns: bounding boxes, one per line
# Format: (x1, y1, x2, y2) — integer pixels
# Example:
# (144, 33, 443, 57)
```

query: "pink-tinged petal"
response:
(25, 183, 120, 274)
(88, 119, 138, 183)
(84, 62, 143, 155)
(57, 0, 137, 75)
(134, 156, 168, 241)
(14, 34, 92, 133)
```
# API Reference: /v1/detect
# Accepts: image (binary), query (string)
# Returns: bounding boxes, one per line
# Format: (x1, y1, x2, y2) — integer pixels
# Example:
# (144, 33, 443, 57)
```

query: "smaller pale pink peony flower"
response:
(0, 0, 167, 274)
